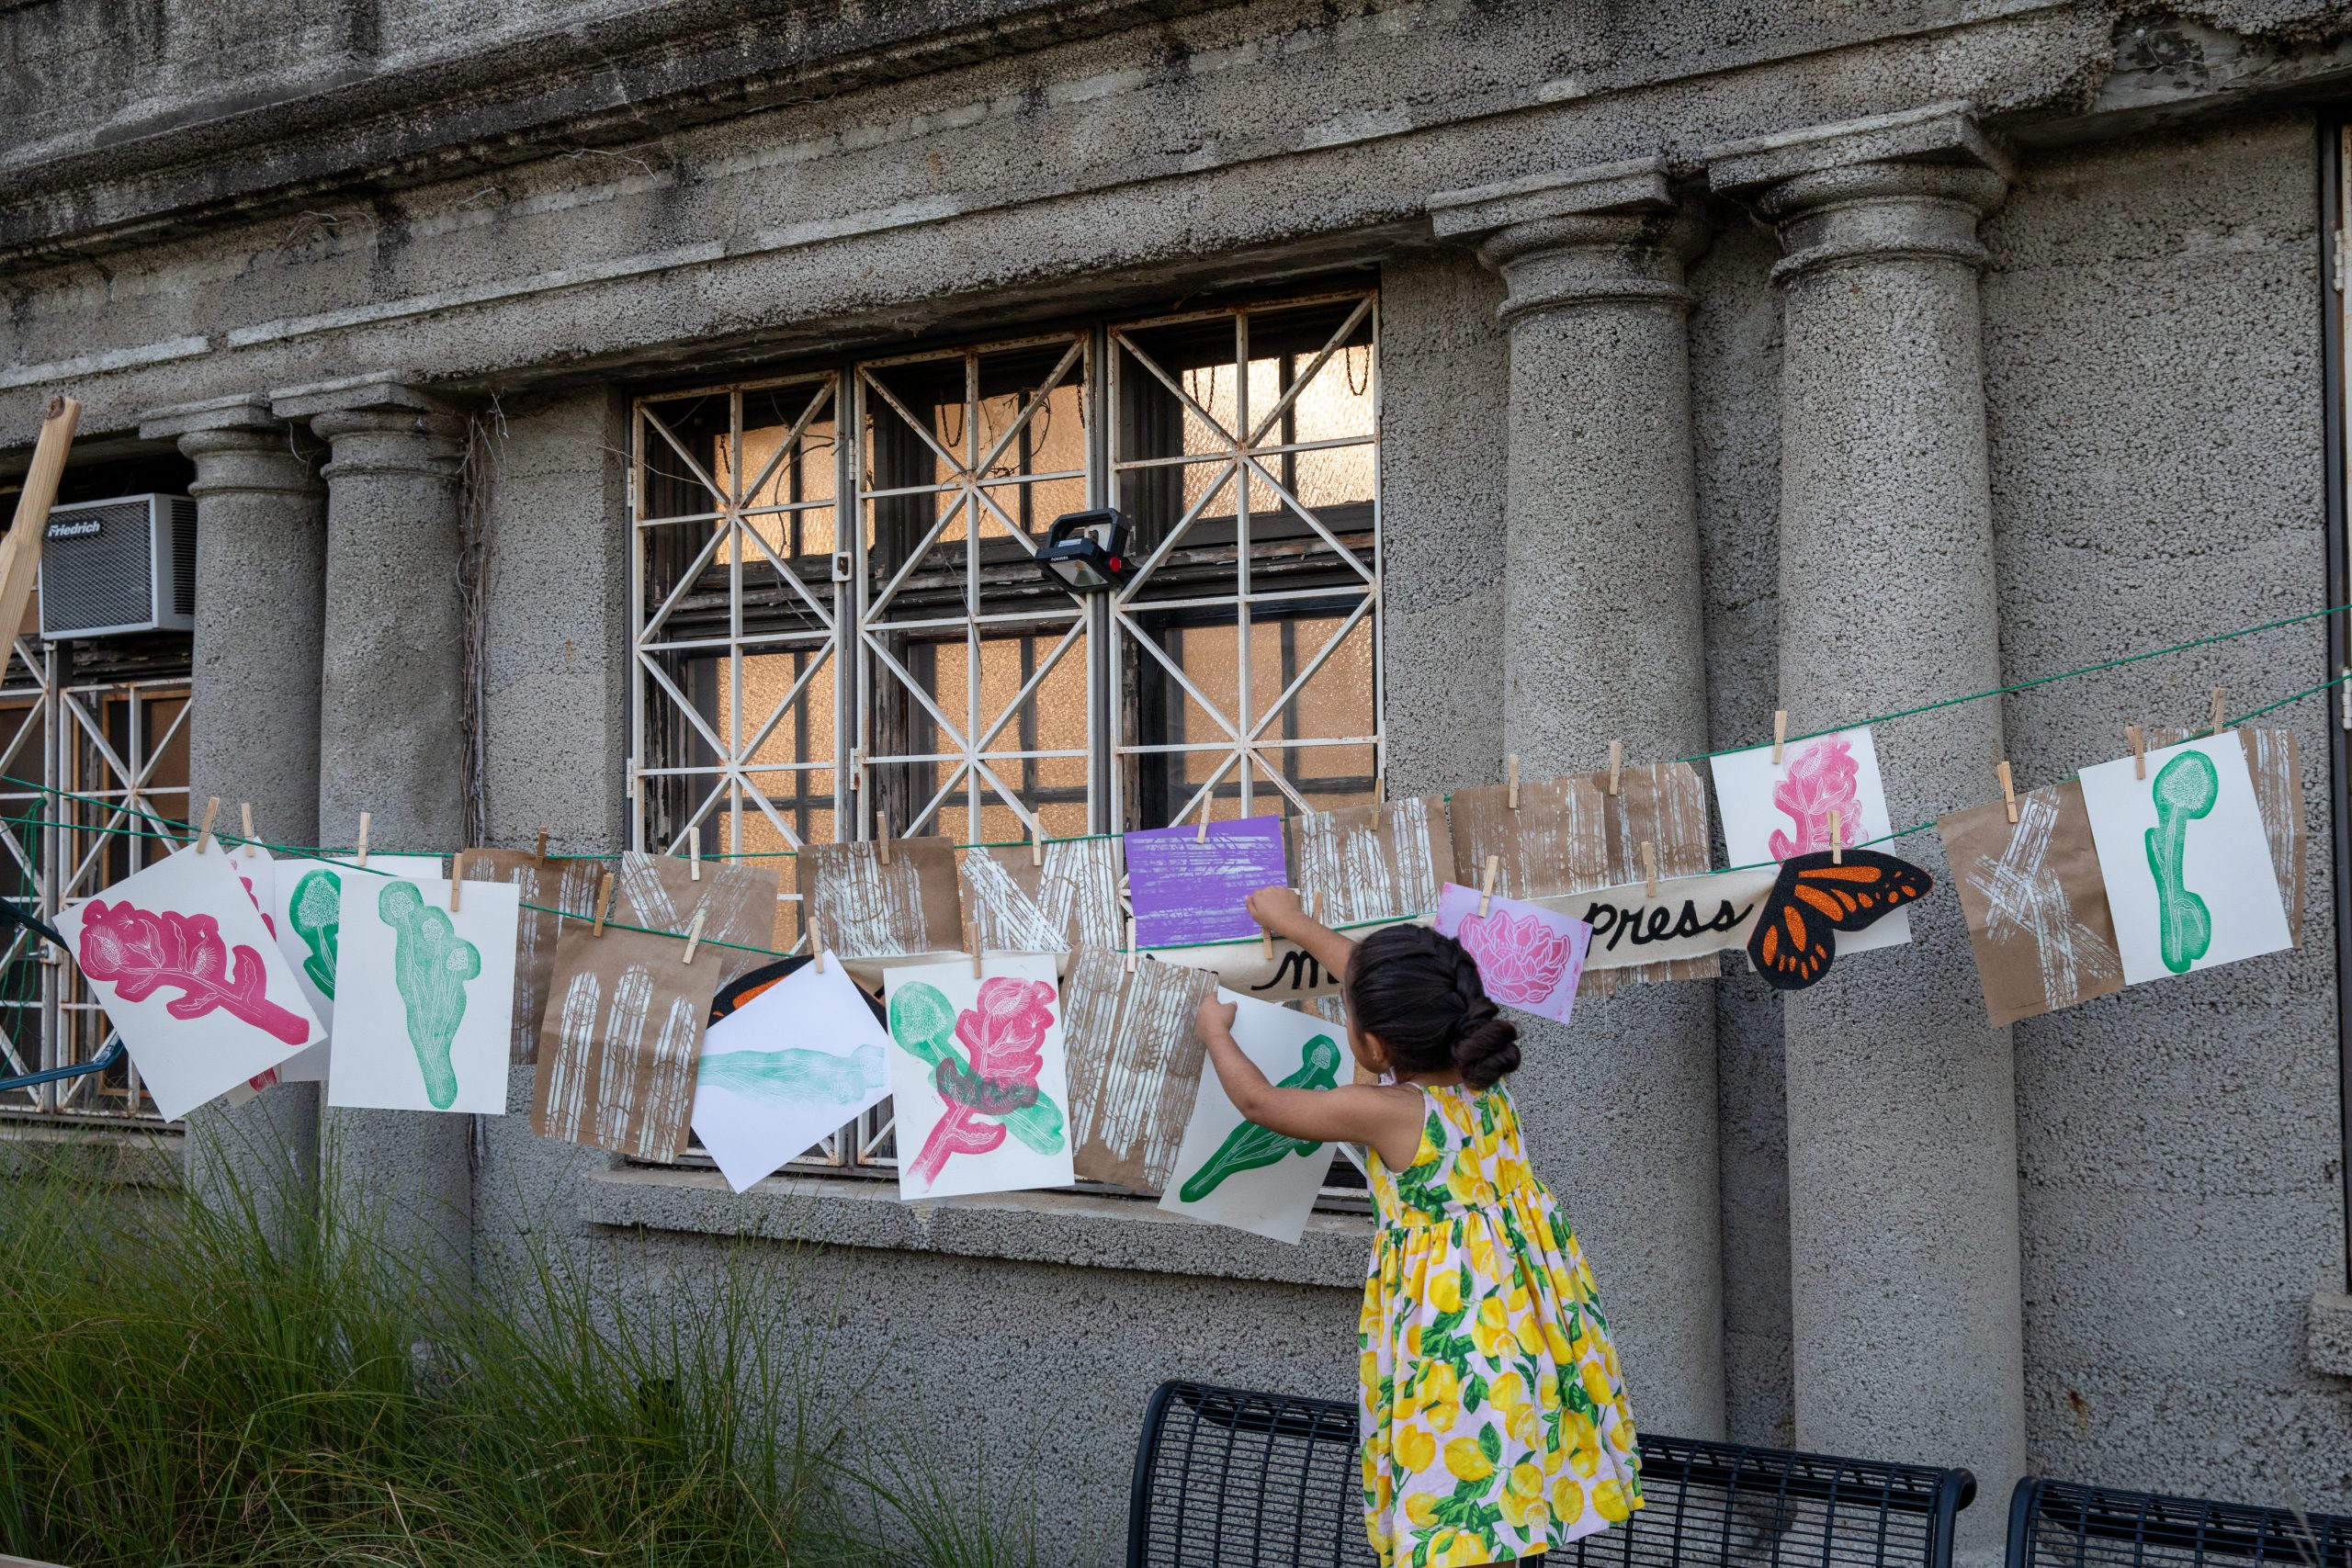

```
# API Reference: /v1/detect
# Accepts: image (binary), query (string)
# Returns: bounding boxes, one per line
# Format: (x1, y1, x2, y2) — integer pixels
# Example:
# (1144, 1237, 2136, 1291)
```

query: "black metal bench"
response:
(1128, 1380, 1976, 1568)
(2008, 1480, 2352, 1568)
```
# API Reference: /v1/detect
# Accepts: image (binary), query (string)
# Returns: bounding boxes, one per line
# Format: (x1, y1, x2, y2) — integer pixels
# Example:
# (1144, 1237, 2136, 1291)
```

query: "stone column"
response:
(270, 376, 473, 1284)
(1430, 159, 1725, 1438)
(1710, 107, 2025, 1531)
(138, 394, 328, 1232)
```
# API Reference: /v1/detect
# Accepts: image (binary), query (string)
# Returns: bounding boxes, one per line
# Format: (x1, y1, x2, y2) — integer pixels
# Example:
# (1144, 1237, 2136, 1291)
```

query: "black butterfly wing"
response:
(1747, 851, 1934, 991)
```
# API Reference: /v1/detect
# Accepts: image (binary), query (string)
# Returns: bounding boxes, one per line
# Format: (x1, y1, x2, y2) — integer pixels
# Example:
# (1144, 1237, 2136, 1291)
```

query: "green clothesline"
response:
(0, 600, 2342, 963)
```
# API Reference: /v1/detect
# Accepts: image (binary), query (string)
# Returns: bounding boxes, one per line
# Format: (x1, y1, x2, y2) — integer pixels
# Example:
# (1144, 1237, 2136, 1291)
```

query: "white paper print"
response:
(327, 875, 519, 1114)
(1159, 990, 1342, 1244)
(1710, 726, 1910, 953)
(692, 958, 894, 1194)
(268, 853, 445, 1081)
(58, 847, 322, 1122)
(884, 955, 1075, 1202)
(2078, 737, 2292, 986)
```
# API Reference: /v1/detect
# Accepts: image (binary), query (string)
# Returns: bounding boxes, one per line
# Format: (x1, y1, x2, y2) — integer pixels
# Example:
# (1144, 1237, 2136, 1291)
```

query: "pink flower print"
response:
(76, 900, 311, 1045)
(1768, 737, 1864, 862)
(1456, 906, 1572, 1006)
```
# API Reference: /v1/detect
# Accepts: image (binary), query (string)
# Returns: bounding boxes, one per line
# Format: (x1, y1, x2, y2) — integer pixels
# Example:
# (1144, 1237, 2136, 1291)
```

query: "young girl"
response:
(1194, 887, 1643, 1568)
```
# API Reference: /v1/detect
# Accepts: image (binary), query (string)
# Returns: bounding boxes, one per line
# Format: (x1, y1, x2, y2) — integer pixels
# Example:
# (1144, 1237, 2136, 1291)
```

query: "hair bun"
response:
(1447, 946, 1520, 1089)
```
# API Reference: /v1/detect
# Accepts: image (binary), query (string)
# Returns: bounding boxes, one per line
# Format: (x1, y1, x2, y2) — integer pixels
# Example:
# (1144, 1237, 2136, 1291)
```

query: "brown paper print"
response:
(795, 838, 961, 959)
(463, 850, 605, 1063)
(618, 850, 782, 987)
(958, 837, 1123, 954)
(2153, 727, 2303, 943)
(1446, 776, 1610, 904)
(1062, 948, 1219, 1191)
(1290, 796, 1455, 927)
(531, 921, 723, 1161)
(1588, 761, 1719, 993)
(1938, 781, 2124, 1028)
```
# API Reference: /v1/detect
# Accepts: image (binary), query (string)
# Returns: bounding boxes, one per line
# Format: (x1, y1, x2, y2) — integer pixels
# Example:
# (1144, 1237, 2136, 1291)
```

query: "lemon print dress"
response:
(1359, 1082, 1642, 1568)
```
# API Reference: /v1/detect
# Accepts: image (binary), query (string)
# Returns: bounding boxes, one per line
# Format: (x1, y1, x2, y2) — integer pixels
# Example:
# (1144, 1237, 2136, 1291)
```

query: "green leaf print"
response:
(1429, 1304, 1467, 1337)
(1476, 1426, 1501, 1464)
(1464, 1372, 1487, 1415)
(1567, 1382, 1597, 1418)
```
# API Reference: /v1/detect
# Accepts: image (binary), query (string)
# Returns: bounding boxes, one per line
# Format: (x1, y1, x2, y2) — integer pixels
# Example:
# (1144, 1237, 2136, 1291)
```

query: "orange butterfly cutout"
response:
(1747, 850, 1934, 991)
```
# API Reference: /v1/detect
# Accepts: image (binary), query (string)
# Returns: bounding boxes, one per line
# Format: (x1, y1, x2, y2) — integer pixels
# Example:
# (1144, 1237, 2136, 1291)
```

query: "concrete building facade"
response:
(5, 1, 2352, 1556)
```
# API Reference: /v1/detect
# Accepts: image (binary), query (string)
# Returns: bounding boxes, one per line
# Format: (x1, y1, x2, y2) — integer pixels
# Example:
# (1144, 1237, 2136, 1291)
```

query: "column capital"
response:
(271, 376, 467, 481)
(1705, 103, 2012, 284)
(139, 393, 321, 499)
(1430, 156, 1708, 324)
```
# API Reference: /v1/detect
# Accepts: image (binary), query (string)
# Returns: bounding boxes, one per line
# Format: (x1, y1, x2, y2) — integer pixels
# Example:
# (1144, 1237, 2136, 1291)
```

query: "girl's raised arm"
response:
(1193, 997, 1423, 1170)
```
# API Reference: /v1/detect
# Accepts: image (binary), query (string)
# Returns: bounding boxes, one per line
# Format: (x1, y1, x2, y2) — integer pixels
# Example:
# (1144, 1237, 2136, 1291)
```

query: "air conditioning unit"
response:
(37, 493, 196, 639)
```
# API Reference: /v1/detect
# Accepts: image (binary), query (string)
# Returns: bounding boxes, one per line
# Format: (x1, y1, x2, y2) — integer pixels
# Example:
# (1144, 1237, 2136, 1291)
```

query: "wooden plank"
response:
(0, 397, 82, 644)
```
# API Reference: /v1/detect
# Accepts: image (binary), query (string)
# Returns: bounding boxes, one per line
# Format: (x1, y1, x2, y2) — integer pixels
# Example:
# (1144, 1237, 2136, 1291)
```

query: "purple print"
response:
(1125, 818, 1291, 948)
(1433, 883, 1593, 1028)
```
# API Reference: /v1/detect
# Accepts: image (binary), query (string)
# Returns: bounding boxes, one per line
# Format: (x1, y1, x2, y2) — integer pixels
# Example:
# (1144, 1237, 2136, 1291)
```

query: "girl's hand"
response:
(1245, 885, 1306, 936)
(1195, 995, 1238, 1039)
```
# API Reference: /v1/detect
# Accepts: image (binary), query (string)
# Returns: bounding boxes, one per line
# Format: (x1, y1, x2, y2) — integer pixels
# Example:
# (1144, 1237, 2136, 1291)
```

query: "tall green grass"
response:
(0, 1134, 1026, 1567)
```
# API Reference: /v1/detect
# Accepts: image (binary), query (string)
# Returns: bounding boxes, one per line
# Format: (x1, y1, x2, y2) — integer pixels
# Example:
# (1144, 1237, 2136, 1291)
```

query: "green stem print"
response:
(1178, 1034, 1342, 1202)
(379, 881, 481, 1110)
(698, 1043, 886, 1103)
(2144, 749, 2219, 975)
(289, 868, 342, 998)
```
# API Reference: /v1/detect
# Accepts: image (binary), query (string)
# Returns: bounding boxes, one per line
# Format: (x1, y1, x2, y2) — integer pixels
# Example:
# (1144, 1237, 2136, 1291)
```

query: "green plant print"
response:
(697, 1043, 886, 1103)
(2143, 748, 2218, 975)
(379, 881, 481, 1110)
(289, 868, 342, 998)
(887, 980, 1065, 1157)
(1178, 1034, 1342, 1201)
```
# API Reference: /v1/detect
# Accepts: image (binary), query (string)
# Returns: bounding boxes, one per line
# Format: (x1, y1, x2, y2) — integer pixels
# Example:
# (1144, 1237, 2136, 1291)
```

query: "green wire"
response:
(2, 599, 2341, 961)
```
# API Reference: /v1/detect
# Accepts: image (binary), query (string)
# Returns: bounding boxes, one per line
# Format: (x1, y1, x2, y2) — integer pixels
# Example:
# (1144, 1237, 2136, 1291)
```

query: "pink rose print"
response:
(1768, 737, 1865, 861)
(1455, 906, 1572, 1006)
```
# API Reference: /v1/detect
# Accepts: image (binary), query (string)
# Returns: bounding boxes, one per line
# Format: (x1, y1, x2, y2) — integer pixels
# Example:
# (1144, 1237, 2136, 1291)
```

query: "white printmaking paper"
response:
(1159, 990, 1342, 1244)
(58, 847, 322, 1122)
(269, 853, 444, 1081)
(884, 955, 1075, 1201)
(692, 956, 894, 1193)
(1710, 726, 1910, 953)
(2078, 737, 2291, 986)
(327, 875, 519, 1113)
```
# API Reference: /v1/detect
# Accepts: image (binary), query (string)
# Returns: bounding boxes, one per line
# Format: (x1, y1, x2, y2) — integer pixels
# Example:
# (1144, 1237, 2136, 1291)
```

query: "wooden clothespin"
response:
(1506, 755, 1520, 811)
(1477, 853, 1499, 919)
(591, 871, 614, 937)
(1997, 761, 2018, 825)
(1607, 741, 1623, 798)
(688, 824, 701, 882)
(534, 826, 549, 863)
(809, 912, 826, 974)
(194, 796, 220, 854)
(356, 810, 372, 870)
(2210, 685, 2227, 737)
(1194, 793, 1213, 843)
(2126, 723, 2146, 781)
(1771, 711, 1787, 766)
(1261, 910, 1274, 963)
(449, 851, 466, 912)
(1029, 825, 1043, 867)
(240, 802, 256, 858)
(1827, 810, 1842, 865)
(876, 811, 892, 865)
(682, 909, 707, 965)
(1641, 840, 1659, 899)
(1125, 915, 1138, 976)
(969, 916, 984, 979)
(1311, 890, 1325, 923)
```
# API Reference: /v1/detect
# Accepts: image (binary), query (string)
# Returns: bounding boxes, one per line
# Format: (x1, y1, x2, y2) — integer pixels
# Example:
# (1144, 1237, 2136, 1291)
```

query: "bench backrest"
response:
(1128, 1381, 1975, 1568)
(2008, 1480, 2352, 1568)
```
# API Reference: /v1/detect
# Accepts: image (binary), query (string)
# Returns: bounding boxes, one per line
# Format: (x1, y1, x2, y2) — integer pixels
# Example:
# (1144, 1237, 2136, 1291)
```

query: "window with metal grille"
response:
(630, 287, 1381, 1183)
(0, 635, 193, 1123)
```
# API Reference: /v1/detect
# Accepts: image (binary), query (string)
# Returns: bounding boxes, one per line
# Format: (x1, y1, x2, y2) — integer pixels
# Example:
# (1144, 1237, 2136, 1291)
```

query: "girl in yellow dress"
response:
(1195, 889, 1643, 1568)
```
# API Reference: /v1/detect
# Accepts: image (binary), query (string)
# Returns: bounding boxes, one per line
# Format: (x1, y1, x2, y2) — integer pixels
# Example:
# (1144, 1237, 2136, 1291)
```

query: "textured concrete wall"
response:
(1687, 214, 1795, 1450)
(1984, 109, 2351, 1509)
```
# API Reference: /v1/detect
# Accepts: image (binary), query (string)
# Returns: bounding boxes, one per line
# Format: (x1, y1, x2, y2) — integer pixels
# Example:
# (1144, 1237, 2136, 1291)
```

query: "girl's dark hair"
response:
(1343, 926, 1521, 1089)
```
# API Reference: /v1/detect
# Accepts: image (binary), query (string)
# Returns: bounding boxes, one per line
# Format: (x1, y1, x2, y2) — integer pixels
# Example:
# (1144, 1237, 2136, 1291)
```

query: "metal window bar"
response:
(2008, 1480, 2352, 1568)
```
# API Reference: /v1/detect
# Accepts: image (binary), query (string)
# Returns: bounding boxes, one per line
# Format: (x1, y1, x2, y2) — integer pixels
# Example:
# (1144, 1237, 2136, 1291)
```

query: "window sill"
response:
(580, 1165, 1375, 1289)
(2311, 1291, 2352, 1378)
(0, 1118, 183, 1186)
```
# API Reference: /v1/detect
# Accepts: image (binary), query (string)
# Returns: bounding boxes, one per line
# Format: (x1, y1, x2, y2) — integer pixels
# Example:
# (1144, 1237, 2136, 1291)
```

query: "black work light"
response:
(1035, 509, 1136, 594)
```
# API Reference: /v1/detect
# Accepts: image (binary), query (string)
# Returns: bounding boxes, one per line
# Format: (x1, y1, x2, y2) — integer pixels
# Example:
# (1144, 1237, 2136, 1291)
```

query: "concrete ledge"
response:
(2311, 1291, 2352, 1377)
(581, 1165, 1374, 1289)
(0, 1117, 184, 1187)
